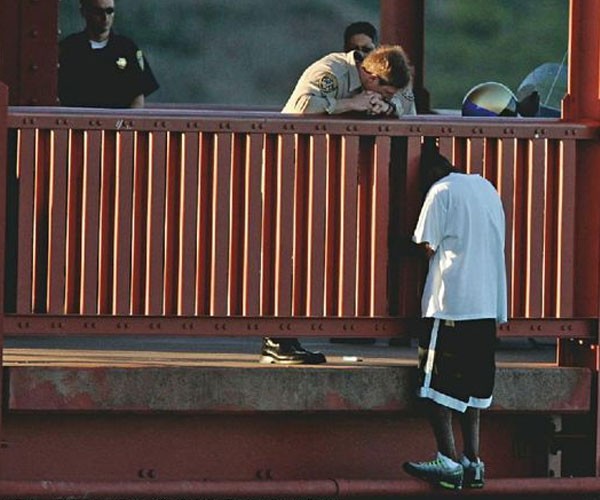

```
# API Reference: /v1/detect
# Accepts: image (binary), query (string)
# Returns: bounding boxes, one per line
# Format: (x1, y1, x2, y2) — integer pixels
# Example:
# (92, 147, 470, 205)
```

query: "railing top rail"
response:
(7, 106, 600, 139)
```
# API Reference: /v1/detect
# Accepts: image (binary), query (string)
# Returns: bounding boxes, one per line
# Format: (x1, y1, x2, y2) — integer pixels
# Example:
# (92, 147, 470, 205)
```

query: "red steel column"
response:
(0, 83, 8, 440)
(562, 0, 600, 476)
(380, 0, 430, 113)
(0, 0, 58, 105)
(564, 0, 600, 315)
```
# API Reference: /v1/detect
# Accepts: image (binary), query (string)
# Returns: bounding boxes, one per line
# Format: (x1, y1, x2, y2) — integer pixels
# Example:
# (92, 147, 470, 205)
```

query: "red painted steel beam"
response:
(10, 108, 595, 139)
(380, 0, 429, 113)
(0, 82, 8, 433)
(0, 477, 600, 499)
(0, 0, 58, 105)
(563, 0, 600, 476)
(0, 1, 19, 100)
(3, 315, 597, 339)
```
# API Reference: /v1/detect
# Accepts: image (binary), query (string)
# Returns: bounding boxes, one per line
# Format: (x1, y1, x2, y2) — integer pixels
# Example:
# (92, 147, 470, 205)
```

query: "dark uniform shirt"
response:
(58, 31, 159, 108)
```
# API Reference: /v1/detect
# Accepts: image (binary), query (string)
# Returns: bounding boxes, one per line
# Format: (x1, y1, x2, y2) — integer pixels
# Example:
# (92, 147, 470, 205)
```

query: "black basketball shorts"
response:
(416, 317, 497, 412)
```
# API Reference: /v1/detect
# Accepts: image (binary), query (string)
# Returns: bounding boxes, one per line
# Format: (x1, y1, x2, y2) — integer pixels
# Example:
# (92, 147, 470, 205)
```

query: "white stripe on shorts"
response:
(421, 318, 440, 390)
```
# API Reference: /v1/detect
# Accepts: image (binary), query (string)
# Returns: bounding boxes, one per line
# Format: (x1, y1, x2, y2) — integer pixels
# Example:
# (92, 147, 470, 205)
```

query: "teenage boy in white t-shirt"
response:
(403, 142, 507, 490)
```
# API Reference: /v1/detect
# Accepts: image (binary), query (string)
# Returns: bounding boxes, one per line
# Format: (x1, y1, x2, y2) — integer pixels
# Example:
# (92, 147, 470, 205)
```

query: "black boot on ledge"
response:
(260, 338, 326, 365)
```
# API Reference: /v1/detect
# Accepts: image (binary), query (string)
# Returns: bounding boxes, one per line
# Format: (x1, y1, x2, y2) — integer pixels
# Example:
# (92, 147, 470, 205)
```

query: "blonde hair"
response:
(362, 45, 413, 89)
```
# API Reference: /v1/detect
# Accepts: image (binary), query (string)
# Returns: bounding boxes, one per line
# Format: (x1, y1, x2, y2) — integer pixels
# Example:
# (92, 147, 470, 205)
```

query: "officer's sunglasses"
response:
(87, 7, 115, 16)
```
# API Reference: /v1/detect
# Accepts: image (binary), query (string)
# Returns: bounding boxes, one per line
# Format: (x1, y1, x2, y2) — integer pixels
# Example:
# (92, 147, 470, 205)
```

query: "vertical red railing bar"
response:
(543, 141, 560, 317)
(195, 133, 213, 315)
(145, 131, 167, 315)
(260, 135, 277, 315)
(210, 133, 232, 316)
(510, 140, 527, 316)
(484, 138, 499, 184)
(15, 129, 36, 313)
(338, 136, 359, 316)
(324, 135, 341, 316)
(228, 135, 246, 315)
(397, 136, 423, 316)
(292, 135, 309, 316)
(526, 140, 546, 317)
(178, 132, 199, 316)
(80, 130, 101, 314)
(466, 137, 485, 175)
(438, 136, 453, 159)
(242, 133, 264, 316)
(163, 132, 182, 315)
(371, 136, 391, 316)
(452, 137, 467, 172)
(130, 132, 149, 314)
(355, 138, 371, 316)
(273, 134, 295, 316)
(557, 140, 576, 317)
(112, 131, 134, 315)
(64, 130, 83, 313)
(46, 130, 68, 313)
(97, 131, 117, 313)
(306, 134, 327, 317)
(498, 138, 516, 319)
(32, 130, 50, 313)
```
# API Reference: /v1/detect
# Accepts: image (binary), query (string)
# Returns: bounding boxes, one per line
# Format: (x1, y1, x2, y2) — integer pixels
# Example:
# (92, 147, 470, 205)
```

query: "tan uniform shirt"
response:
(282, 51, 416, 117)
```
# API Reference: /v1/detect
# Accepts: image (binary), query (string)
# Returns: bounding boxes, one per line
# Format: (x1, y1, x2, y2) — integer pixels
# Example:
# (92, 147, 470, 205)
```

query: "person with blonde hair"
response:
(282, 44, 416, 117)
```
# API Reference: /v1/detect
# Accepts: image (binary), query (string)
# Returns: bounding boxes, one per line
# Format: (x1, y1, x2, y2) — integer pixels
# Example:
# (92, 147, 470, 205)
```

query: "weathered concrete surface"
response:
(7, 364, 591, 413)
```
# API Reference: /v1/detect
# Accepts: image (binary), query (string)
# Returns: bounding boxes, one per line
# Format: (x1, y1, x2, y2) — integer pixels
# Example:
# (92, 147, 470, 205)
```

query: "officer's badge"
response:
(136, 50, 145, 71)
(317, 73, 338, 94)
(116, 57, 127, 70)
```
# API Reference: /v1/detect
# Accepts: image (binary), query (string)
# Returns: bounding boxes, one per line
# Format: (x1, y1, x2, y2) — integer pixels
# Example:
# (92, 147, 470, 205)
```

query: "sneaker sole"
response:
(403, 463, 462, 490)
(439, 480, 462, 490)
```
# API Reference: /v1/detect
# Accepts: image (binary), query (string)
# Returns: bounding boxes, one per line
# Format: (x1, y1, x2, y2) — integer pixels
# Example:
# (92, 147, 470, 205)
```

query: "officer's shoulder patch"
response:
(136, 50, 145, 71)
(317, 73, 338, 94)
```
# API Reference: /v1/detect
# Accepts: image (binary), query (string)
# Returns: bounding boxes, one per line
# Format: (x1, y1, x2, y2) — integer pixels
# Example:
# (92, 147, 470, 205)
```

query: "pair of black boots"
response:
(260, 338, 326, 365)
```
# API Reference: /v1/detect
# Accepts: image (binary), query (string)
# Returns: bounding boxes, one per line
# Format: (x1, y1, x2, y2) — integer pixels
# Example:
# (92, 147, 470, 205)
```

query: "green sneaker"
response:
(461, 456, 485, 489)
(403, 453, 463, 490)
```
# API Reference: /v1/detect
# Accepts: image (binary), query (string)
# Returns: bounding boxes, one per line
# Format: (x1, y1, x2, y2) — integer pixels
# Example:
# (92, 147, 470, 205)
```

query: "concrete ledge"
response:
(6, 364, 591, 413)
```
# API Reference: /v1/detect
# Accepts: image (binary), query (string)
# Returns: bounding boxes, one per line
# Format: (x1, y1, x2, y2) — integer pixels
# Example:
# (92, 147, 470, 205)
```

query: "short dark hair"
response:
(344, 21, 378, 48)
(420, 139, 459, 193)
(80, 0, 114, 7)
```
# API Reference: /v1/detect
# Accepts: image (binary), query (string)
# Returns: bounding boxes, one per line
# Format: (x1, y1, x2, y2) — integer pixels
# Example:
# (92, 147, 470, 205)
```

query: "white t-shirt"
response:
(412, 173, 508, 323)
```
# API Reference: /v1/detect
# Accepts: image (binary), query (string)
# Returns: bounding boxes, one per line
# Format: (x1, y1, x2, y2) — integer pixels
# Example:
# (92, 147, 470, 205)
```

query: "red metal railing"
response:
(2, 106, 599, 339)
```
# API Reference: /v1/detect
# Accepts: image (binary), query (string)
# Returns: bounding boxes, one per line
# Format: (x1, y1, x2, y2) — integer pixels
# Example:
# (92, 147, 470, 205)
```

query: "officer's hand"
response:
(367, 93, 394, 116)
(351, 91, 379, 112)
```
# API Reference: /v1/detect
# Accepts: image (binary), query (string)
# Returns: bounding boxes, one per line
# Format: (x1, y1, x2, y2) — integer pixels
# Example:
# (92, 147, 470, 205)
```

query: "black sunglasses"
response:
(88, 7, 115, 16)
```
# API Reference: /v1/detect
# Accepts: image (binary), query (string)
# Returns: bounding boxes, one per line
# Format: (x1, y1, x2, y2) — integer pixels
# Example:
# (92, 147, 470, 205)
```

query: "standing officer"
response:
(59, 0, 159, 108)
